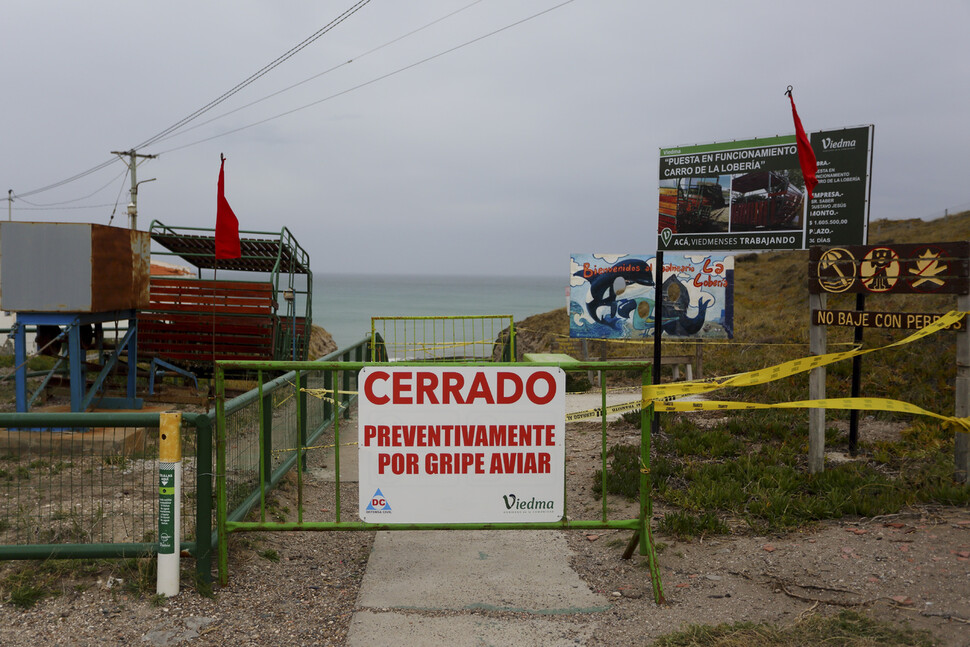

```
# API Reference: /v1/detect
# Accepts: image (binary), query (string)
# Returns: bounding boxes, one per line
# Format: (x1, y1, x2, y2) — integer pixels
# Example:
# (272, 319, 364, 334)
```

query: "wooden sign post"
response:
(808, 242, 969, 480)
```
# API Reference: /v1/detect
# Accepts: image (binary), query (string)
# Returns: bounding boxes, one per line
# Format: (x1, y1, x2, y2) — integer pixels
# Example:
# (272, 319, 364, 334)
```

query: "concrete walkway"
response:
(347, 530, 609, 646)
(318, 391, 645, 645)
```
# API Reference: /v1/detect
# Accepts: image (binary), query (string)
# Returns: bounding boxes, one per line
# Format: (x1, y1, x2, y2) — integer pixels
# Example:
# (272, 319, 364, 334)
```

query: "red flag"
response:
(787, 87, 818, 200)
(215, 154, 241, 260)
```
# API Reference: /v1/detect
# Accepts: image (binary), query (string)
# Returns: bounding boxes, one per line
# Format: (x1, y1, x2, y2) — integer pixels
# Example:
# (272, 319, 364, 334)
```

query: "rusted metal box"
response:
(0, 222, 150, 312)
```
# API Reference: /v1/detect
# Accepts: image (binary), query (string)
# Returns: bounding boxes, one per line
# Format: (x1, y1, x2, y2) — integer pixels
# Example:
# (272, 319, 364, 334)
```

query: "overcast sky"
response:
(3, 0, 968, 277)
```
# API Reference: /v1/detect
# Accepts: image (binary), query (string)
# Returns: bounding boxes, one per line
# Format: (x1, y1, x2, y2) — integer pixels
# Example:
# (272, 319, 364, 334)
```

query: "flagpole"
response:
(784, 85, 818, 202)
(212, 153, 225, 373)
(213, 152, 241, 388)
(212, 256, 218, 369)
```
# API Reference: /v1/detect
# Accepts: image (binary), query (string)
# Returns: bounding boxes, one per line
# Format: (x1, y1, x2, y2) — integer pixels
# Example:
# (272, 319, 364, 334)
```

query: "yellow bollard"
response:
(158, 411, 182, 597)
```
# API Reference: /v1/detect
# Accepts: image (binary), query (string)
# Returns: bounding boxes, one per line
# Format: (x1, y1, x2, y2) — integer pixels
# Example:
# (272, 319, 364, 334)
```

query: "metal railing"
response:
(214, 338, 368, 557)
(214, 358, 664, 603)
(371, 315, 515, 362)
(0, 336, 372, 586)
(0, 411, 213, 580)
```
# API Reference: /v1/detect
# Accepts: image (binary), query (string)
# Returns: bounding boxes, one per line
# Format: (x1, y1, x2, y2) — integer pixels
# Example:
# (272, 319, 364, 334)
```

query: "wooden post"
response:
(956, 293, 969, 482)
(849, 293, 865, 456)
(808, 292, 827, 473)
(694, 341, 704, 379)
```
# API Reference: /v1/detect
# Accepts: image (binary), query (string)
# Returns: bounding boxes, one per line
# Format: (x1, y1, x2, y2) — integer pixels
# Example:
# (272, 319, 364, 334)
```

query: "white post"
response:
(158, 411, 182, 597)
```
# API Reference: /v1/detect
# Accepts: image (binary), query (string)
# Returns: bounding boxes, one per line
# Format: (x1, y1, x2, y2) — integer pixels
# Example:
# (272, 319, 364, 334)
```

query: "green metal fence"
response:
(370, 315, 516, 362)
(0, 339, 665, 603)
(214, 358, 664, 603)
(0, 411, 213, 577)
(217, 345, 364, 524)
(0, 337, 370, 586)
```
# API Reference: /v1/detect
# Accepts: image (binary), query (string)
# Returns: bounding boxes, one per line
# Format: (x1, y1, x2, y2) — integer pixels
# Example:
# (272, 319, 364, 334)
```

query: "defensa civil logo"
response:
(502, 492, 554, 514)
(366, 488, 392, 513)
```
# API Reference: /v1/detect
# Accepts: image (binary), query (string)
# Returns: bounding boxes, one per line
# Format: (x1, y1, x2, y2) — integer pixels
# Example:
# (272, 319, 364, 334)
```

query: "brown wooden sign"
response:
(812, 309, 966, 330)
(809, 241, 969, 294)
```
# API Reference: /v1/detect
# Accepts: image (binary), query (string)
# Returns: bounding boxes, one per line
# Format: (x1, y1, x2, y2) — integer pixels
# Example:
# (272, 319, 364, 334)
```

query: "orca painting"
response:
(569, 253, 733, 340)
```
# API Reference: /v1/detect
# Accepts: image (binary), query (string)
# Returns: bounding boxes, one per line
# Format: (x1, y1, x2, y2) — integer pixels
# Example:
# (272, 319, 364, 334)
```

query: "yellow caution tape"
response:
(562, 311, 970, 431)
(565, 399, 644, 422)
(302, 388, 359, 403)
(643, 310, 967, 401)
(565, 395, 969, 432)
(518, 326, 859, 348)
(654, 397, 970, 433)
(271, 441, 359, 455)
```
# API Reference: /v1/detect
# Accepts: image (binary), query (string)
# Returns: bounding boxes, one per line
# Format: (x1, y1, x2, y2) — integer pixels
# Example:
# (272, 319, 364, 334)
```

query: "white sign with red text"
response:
(358, 366, 566, 524)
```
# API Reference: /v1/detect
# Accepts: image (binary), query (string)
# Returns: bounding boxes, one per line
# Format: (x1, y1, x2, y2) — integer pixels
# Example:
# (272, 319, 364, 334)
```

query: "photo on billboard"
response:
(729, 169, 806, 232)
(658, 175, 733, 234)
(658, 126, 873, 252)
(569, 252, 733, 340)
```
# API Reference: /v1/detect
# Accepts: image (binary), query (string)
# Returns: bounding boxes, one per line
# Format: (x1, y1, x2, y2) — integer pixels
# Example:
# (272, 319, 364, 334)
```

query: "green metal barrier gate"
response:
(215, 359, 665, 604)
(0, 411, 214, 582)
(370, 315, 516, 362)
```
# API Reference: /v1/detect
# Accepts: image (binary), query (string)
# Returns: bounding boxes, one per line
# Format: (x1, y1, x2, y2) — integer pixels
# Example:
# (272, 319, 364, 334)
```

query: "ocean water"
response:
(312, 274, 566, 350)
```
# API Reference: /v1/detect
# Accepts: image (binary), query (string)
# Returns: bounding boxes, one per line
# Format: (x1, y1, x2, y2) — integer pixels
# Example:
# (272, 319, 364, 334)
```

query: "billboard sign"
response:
(658, 125, 873, 251)
(358, 366, 566, 524)
(569, 252, 734, 340)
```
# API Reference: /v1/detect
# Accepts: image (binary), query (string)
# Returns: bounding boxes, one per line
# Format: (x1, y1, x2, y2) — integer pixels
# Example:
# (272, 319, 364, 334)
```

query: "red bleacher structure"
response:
(140, 221, 312, 373)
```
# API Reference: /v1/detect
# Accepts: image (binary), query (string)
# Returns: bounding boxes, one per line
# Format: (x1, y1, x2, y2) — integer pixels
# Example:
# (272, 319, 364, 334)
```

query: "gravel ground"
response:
(566, 504, 970, 646)
(0, 405, 968, 646)
(563, 418, 970, 646)
(0, 477, 372, 647)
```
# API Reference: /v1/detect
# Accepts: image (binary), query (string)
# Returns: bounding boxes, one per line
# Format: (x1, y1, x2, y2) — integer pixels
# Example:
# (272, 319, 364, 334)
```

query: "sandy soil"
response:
(563, 418, 970, 646)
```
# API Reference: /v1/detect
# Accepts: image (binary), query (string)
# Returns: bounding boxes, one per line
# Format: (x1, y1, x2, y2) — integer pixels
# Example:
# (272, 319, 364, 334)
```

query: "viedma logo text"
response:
(821, 137, 856, 151)
(502, 493, 554, 511)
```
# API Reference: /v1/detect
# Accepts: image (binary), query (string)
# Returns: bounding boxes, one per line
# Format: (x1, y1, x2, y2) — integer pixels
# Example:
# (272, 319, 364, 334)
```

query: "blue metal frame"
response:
(14, 310, 141, 413)
(28, 355, 66, 409)
(149, 357, 199, 394)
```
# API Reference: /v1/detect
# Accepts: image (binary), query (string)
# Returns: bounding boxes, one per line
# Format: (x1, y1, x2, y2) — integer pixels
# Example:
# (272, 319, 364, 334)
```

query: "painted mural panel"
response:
(569, 253, 734, 340)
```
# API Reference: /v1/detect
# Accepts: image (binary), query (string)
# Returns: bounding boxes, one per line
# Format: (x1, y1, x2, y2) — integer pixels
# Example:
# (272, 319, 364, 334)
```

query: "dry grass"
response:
(650, 609, 934, 646)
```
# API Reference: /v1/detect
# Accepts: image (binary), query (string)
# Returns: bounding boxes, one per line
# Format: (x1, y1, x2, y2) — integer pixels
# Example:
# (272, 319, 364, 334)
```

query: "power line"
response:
(14, 158, 121, 199)
(160, 0, 577, 154)
(151, 0, 487, 146)
(107, 164, 132, 226)
(13, 168, 129, 207)
(12, 0, 573, 205)
(135, 0, 374, 150)
(13, 203, 119, 211)
(12, 0, 374, 202)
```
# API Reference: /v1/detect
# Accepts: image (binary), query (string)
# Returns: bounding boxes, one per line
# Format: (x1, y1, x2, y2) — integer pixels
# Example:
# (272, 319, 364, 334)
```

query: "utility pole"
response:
(111, 149, 157, 230)
(7, 190, 11, 221)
